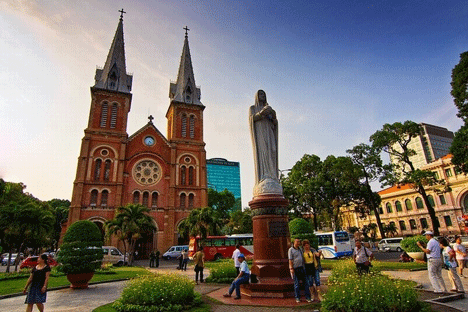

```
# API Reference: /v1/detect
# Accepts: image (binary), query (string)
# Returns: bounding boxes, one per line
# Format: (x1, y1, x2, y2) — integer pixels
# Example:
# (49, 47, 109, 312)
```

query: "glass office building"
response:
(206, 158, 241, 200)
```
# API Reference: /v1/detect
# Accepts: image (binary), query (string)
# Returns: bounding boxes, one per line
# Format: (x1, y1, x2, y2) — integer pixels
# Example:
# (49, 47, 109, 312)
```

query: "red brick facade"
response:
(66, 20, 207, 256)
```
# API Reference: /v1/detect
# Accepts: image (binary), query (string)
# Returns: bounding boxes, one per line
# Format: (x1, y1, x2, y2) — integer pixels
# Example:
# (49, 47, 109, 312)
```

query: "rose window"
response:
(133, 160, 161, 185)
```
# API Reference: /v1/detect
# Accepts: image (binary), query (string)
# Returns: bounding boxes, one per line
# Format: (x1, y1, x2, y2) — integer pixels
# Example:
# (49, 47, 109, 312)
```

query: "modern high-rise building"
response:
(390, 123, 454, 169)
(206, 158, 241, 200)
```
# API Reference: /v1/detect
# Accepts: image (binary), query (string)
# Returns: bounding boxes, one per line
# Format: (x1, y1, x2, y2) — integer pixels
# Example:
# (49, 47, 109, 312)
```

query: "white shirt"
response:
(453, 243, 467, 260)
(240, 260, 250, 274)
(426, 238, 441, 259)
(232, 248, 241, 267)
(353, 246, 372, 264)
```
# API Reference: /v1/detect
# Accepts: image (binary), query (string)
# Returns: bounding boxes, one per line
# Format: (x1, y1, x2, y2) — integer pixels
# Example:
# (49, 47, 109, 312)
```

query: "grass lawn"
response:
(0, 267, 151, 296)
(321, 259, 426, 271)
(92, 301, 212, 312)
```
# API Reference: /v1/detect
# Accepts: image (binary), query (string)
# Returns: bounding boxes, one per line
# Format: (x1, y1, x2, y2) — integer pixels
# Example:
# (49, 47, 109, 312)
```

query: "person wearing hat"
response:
(223, 253, 250, 299)
(417, 230, 447, 294)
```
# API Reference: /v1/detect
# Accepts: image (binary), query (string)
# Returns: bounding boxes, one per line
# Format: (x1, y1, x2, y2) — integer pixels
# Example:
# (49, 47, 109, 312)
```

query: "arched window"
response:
(416, 197, 424, 209)
(188, 167, 194, 185)
(151, 192, 158, 208)
(405, 199, 413, 211)
(180, 166, 186, 185)
(181, 114, 187, 138)
(420, 218, 428, 229)
(104, 160, 111, 181)
(142, 191, 149, 207)
(428, 195, 435, 208)
(409, 219, 417, 230)
(90, 190, 98, 206)
(94, 159, 102, 181)
(100, 102, 108, 127)
(189, 115, 195, 138)
(378, 206, 384, 214)
(180, 193, 186, 208)
(395, 201, 402, 212)
(188, 194, 194, 208)
(110, 103, 118, 128)
(101, 190, 108, 207)
(133, 191, 140, 204)
(386, 203, 393, 213)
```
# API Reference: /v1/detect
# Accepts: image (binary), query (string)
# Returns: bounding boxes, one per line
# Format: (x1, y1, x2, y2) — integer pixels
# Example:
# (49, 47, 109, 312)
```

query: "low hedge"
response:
(204, 260, 237, 283)
(113, 273, 202, 312)
(401, 235, 428, 252)
(322, 260, 430, 312)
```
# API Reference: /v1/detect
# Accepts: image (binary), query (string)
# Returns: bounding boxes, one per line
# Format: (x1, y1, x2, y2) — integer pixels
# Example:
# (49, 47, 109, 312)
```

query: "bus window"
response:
(204, 239, 212, 247)
(335, 232, 349, 242)
(213, 238, 225, 246)
(318, 234, 333, 246)
(245, 238, 253, 246)
(225, 238, 236, 246)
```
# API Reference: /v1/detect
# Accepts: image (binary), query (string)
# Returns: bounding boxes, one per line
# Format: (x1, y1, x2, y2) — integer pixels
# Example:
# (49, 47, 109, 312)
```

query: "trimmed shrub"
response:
(322, 260, 430, 312)
(113, 273, 202, 312)
(205, 260, 237, 283)
(289, 218, 318, 248)
(401, 235, 428, 252)
(57, 220, 103, 274)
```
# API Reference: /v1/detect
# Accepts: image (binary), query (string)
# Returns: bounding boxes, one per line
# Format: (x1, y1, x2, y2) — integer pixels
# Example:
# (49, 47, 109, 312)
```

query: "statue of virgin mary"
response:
(249, 90, 283, 196)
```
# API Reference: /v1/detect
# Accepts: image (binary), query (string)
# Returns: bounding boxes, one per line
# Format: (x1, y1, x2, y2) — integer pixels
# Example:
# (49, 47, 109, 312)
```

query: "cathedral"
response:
(66, 14, 208, 256)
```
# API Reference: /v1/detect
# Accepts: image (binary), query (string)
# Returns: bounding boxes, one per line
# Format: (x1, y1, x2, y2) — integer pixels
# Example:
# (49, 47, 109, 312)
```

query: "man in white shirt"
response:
(453, 236, 467, 277)
(223, 253, 250, 299)
(353, 240, 374, 274)
(232, 245, 241, 275)
(417, 231, 447, 293)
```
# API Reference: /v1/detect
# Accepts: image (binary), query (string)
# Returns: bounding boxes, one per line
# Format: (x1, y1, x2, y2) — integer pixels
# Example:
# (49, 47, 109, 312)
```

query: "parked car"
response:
(20, 255, 58, 269)
(1, 253, 19, 266)
(378, 237, 404, 252)
(102, 246, 127, 266)
(162, 245, 189, 260)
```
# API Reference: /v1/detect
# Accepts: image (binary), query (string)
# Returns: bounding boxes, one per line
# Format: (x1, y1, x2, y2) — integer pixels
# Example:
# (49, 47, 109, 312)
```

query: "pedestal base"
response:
(247, 193, 294, 298)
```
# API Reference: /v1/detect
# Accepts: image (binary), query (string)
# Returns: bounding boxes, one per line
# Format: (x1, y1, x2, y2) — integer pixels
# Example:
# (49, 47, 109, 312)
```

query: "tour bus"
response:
(188, 234, 253, 261)
(316, 231, 353, 259)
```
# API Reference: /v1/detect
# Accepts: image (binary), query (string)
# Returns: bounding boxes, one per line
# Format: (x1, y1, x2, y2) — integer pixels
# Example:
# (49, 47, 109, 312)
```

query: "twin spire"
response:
(94, 13, 201, 107)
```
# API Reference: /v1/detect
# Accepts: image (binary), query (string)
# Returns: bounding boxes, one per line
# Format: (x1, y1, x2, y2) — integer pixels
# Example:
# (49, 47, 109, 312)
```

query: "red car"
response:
(20, 255, 58, 269)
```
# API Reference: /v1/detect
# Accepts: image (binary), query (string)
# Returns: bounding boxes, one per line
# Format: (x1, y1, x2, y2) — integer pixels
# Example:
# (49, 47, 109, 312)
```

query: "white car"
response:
(162, 245, 188, 260)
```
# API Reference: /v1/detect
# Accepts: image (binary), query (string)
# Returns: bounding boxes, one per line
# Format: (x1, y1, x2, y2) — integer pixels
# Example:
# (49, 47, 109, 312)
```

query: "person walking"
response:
(353, 240, 374, 274)
(453, 236, 467, 278)
(193, 247, 205, 284)
(223, 253, 250, 299)
(155, 249, 160, 268)
(181, 249, 188, 271)
(288, 238, 312, 303)
(439, 237, 464, 293)
(417, 231, 447, 294)
(23, 254, 51, 312)
(149, 251, 156, 268)
(302, 239, 322, 302)
(232, 244, 241, 275)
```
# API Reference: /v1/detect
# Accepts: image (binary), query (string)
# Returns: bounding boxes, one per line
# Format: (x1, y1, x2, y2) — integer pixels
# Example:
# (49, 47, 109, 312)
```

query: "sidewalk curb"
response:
(0, 278, 129, 301)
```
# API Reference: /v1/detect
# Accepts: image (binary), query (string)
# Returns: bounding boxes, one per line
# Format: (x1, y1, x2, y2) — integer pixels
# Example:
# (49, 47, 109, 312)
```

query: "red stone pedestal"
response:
(241, 194, 294, 298)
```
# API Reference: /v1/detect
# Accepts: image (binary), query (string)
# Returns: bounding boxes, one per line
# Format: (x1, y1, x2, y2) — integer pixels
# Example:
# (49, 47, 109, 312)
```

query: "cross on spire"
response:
(119, 8, 126, 21)
(148, 115, 154, 123)
(183, 26, 190, 38)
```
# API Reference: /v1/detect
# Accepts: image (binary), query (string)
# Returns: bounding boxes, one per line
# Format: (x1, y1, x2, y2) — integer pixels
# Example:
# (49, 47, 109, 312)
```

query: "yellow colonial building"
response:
(342, 155, 468, 237)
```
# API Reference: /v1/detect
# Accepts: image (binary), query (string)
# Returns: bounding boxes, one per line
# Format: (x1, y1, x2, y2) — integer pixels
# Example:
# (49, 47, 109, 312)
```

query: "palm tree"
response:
(105, 204, 156, 265)
(178, 207, 222, 242)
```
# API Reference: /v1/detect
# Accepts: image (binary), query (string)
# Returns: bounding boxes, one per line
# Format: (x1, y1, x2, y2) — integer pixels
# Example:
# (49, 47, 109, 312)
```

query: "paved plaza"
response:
(2, 260, 468, 311)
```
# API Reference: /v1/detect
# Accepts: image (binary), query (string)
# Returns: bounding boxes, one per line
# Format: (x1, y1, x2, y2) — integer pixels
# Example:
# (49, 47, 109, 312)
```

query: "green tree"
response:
(105, 204, 156, 265)
(451, 51, 468, 122)
(289, 218, 317, 249)
(208, 188, 236, 222)
(47, 198, 70, 251)
(370, 121, 448, 236)
(178, 206, 223, 241)
(224, 209, 253, 234)
(347, 143, 386, 239)
(384, 223, 398, 238)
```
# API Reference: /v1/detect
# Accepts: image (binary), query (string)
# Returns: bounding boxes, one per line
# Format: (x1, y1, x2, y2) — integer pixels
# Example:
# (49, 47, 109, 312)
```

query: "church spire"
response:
(169, 27, 202, 105)
(94, 11, 132, 93)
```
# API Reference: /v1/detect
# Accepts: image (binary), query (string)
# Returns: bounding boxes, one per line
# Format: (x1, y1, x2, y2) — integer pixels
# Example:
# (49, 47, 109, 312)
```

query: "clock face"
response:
(144, 136, 155, 146)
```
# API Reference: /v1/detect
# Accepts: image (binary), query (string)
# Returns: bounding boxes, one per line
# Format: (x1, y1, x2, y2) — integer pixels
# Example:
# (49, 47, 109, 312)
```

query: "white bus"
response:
(316, 231, 353, 259)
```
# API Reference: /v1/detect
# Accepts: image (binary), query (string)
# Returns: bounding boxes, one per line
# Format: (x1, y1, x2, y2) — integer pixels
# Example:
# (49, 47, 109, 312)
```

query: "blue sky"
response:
(0, 0, 465, 207)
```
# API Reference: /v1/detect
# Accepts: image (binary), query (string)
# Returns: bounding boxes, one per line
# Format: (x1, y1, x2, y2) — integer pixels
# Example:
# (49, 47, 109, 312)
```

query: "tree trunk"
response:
(418, 184, 440, 236)
(312, 210, 318, 231)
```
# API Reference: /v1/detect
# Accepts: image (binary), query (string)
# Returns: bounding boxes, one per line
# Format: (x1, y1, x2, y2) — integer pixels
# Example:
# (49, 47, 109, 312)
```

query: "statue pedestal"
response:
(241, 194, 294, 298)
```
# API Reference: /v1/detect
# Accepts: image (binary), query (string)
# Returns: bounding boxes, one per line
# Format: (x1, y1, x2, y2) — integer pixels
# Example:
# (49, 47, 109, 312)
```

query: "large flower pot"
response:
(66, 272, 94, 289)
(407, 252, 425, 261)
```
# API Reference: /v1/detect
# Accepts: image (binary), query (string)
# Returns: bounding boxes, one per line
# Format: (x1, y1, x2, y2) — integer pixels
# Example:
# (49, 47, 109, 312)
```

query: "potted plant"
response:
(400, 235, 428, 261)
(57, 220, 103, 289)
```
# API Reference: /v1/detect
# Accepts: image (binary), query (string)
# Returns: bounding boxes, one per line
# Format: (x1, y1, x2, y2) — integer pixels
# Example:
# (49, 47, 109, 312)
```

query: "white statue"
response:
(249, 90, 283, 196)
